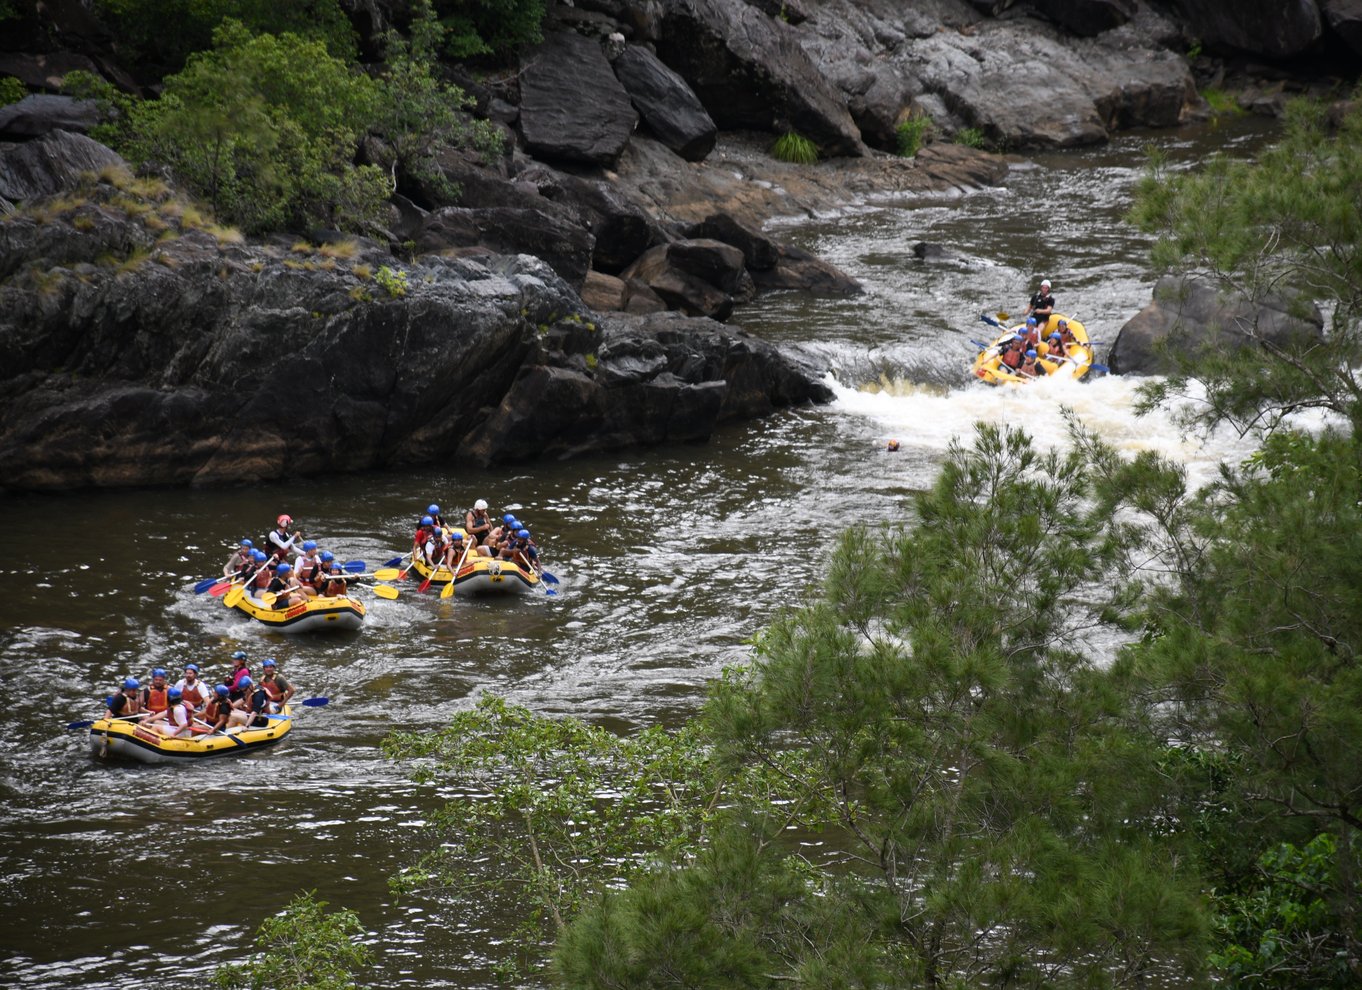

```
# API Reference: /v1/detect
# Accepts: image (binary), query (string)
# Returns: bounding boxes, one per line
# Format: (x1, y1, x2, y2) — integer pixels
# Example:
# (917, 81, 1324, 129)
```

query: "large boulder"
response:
(1166, 0, 1323, 59)
(656, 0, 867, 157)
(1108, 275, 1325, 376)
(1322, 0, 1362, 57)
(0, 178, 833, 490)
(0, 129, 125, 202)
(0, 95, 100, 139)
(460, 309, 833, 462)
(612, 44, 717, 162)
(621, 241, 748, 320)
(1030, 0, 1137, 36)
(785, 0, 1193, 150)
(535, 171, 660, 274)
(417, 205, 596, 290)
(518, 29, 638, 166)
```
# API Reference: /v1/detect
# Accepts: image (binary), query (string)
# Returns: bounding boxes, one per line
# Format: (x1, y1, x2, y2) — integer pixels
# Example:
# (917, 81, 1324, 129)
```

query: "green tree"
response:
(435, 0, 546, 58)
(1128, 96, 1362, 434)
(368, 0, 504, 198)
(123, 19, 386, 232)
(213, 890, 371, 990)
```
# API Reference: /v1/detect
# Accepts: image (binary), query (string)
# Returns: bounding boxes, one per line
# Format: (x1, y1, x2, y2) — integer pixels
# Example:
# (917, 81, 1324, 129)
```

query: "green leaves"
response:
(1128, 97, 1362, 433)
(212, 891, 370, 990)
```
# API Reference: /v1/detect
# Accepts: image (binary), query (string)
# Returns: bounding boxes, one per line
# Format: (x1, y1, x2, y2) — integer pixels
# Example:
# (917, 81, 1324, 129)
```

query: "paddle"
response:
(419, 563, 448, 594)
(264, 697, 330, 721)
(383, 550, 412, 569)
(980, 312, 1006, 329)
(372, 584, 399, 600)
(209, 581, 234, 597)
(372, 568, 401, 581)
(195, 563, 249, 594)
(223, 584, 246, 608)
(342, 560, 366, 573)
(541, 569, 559, 585)
(440, 541, 474, 599)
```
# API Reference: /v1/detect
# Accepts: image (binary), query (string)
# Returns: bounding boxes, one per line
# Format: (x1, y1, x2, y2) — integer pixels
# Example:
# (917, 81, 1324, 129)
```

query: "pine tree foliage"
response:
(1129, 96, 1362, 434)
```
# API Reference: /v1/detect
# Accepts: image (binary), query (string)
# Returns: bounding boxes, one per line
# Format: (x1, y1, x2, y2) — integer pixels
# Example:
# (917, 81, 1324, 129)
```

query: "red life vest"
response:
(261, 677, 284, 703)
(180, 679, 209, 707)
(144, 686, 169, 713)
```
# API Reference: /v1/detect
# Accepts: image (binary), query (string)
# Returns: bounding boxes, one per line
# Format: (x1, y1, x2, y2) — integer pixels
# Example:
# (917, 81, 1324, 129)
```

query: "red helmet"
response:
(277, 514, 293, 528)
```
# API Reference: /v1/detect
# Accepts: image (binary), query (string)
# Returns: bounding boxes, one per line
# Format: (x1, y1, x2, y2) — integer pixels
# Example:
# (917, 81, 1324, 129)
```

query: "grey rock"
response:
(418, 205, 597, 290)
(1030, 0, 1137, 36)
(657, 0, 867, 157)
(0, 186, 832, 490)
(519, 30, 639, 165)
(1109, 275, 1325, 376)
(1322, 0, 1362, 56)
(613, 44, 717, 161)
(0, 129, 125, 202)
(1166, 0, 1323, 59)
(0, 95, 101, 138)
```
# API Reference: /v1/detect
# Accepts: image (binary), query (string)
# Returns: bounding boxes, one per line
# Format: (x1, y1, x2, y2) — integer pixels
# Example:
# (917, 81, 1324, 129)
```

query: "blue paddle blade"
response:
(970, 339, 992, 350)
(193, 576, 222, 594)
(383, 556, 402, 568)
(67, 719, 94, 730)
(300, 697, 329, 707)
(541, 570, 560, 585)
(1090, 363, 1109, 374)
(343, 560, 366, 573)
(979, 312, 1002, 328)
(546, 589, 558, 596)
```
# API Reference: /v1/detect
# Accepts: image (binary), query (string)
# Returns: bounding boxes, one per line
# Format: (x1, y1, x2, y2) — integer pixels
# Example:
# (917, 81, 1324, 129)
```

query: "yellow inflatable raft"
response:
(88, 707, 292, 763)
(409, 552, 542, 595)
(223, 585, 365, 632)
(971, 314, 1094, 385)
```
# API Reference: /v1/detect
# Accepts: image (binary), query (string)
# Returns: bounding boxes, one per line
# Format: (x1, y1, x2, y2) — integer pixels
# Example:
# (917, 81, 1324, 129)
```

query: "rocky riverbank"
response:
(0, 0, 1356, 490)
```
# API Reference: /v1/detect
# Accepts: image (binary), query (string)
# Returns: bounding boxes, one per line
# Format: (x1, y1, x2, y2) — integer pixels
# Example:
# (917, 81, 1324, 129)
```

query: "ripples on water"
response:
(0, 117, 1281, 989)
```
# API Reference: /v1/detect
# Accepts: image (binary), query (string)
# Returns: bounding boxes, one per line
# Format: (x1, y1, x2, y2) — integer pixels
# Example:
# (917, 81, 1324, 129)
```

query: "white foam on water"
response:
(831, 372, 1263, 491)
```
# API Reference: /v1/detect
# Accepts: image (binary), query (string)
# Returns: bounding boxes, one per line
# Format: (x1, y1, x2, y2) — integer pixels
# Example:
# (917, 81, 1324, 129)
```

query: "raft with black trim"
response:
(971, 314, 1094, 385)
(88, 708, 292, 764)
(224, 587, 365, 632)
(409, 553, 542, 595)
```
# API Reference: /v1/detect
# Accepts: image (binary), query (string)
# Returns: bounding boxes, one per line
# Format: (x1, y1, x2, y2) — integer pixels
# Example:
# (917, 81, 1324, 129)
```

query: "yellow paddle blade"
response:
(996, 311, 1010, 322)
(260, 591, 277, 606)
(373, 568, 400, 581)
(440, 579, 455, 599)
(223, 585, 245, 608)
(373, 584, 399, 600)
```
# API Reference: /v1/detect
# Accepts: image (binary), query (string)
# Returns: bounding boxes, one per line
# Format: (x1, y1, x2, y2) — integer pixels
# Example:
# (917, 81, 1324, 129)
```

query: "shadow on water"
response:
(0, 115, 1282, 989)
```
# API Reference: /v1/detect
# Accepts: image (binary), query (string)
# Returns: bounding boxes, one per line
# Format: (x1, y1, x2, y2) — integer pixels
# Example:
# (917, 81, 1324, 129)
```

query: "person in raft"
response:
(1022, 277, 1055, 327)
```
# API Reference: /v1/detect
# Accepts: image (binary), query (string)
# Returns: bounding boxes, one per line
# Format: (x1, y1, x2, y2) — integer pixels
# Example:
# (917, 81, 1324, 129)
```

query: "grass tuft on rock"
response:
(771, 131, 818, 164)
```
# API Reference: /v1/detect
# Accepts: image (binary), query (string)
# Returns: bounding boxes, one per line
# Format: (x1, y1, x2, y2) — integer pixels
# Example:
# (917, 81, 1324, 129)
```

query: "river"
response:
(0, 116, 1278, 988)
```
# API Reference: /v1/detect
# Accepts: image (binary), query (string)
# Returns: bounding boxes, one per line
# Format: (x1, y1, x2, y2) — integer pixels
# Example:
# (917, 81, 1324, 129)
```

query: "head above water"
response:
(1040, 278, 1051, 289)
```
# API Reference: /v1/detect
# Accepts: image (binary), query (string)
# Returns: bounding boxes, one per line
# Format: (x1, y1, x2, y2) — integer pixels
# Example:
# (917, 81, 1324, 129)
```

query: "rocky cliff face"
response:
(0, 170, 831, 491)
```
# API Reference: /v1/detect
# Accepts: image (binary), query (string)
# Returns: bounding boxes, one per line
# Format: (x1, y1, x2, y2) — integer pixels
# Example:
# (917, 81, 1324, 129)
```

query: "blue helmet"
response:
(168, 687, 182, 700)
(302, 540, 317, 552)
(433, 527, 443, 538)
(215, 684, 230, 697)
(427, 504, 440, 515)
(1026, 349, 1038, 358)
(451, 532, 463, 541)
(262, 658, 277, 668)
(421, 515, 433, 527)
(240, 538, 253, 548)
(231, 650, 248, 661)
(239, 676, 253, 689)
(277, 562, 291, 574)
(320, 550, 335, 562)
(1026, 317, 1037, 326)
(152, 668, 167, 679)
(185, 663, 199, 673)
(252, 549, 267, 561)
(123, 677, 139, 690)
(517, 529, 530, 539)
(503, 513, 516, 524)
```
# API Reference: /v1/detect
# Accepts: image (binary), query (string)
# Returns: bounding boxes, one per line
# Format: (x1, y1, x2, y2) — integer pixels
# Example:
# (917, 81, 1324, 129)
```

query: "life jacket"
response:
(252, 567, 272, 590)
(204, 697, 228, 723)
(296, 556, 320, 582)
(261, 677, 284, 703)
(143, 685, 169, 713)
(180, 679, 210, 707)
(1001, 347, 1023, 369)
(267, 528, 292, 559)
(166, 700, 194, 732)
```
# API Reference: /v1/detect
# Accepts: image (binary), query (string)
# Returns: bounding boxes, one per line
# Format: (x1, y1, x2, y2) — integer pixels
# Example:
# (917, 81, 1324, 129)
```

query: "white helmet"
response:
(473, 498, 488, 510)
(1040, 278, 1051, 288)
